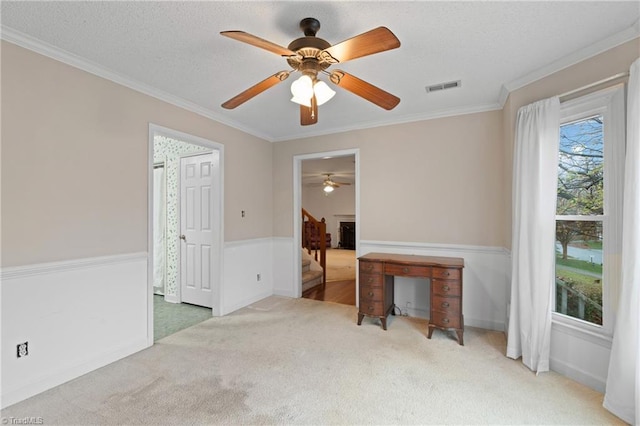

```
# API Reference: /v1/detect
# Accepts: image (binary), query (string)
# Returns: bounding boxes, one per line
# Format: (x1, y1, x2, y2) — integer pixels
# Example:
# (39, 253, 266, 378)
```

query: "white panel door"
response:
(180, 152, 216, 308)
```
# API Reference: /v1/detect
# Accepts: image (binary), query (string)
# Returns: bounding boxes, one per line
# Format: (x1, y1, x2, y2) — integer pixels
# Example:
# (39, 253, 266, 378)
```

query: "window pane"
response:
(557, 116, 604, 216)
(555, 220, 603, 325)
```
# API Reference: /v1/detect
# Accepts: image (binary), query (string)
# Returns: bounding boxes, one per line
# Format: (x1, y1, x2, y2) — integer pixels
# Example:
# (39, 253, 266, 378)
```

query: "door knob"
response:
(179, 235, 187, 241)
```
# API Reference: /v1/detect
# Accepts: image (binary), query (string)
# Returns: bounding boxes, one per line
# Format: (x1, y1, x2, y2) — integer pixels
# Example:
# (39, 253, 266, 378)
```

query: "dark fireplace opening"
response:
(339, 222, 356, 250)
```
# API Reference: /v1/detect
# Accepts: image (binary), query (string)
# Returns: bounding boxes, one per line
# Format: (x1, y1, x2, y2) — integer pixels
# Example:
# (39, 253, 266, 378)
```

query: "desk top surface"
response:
(358, 252, 464, 268)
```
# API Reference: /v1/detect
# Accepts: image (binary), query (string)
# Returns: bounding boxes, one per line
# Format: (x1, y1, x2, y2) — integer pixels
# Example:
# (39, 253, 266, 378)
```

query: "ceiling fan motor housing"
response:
(287, 18, 334, 72)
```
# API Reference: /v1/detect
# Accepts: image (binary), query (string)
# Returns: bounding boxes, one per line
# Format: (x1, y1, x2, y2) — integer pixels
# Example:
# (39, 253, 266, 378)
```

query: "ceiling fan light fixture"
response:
(291, 94, 312, 107)
(323, 185, 334, 193)
(290, 75, 314, 106)
(314, 80, 336, 106)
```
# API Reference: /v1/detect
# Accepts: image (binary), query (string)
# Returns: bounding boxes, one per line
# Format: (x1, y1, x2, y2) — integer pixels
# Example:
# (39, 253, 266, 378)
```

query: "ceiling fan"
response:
(321, 173, 351, 193)
(220, 17, 401, 126)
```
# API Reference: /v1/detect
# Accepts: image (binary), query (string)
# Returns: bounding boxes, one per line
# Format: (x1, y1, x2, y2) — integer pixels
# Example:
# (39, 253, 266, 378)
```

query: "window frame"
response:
(553, 84, 625, 338)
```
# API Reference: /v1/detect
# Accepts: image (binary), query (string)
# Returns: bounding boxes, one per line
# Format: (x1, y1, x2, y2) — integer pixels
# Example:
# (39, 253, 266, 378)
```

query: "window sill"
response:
(551, 313, 613, 349)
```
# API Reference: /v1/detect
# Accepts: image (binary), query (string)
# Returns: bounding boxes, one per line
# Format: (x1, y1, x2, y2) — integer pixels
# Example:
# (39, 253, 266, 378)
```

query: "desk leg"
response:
(456, 330, 464, 346)
(381, 317, 387, 331)
(427, 324, 435, 339)
(357, 313, 364, 326)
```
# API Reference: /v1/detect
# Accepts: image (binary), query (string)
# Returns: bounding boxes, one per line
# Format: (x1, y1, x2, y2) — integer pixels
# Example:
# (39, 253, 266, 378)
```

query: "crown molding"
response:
(0, 25, 503, 143)
(3, 19, 638, 143)
(0, 26, 275, 142)
(502, 19, 640, 99)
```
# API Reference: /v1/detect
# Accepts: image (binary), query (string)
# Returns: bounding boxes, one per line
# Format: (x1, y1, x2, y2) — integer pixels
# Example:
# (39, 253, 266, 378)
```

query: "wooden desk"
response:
(357, 253, 465, 345)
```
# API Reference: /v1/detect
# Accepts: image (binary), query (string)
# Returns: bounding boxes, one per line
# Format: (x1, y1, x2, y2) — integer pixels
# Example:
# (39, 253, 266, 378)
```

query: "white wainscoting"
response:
(0, 253, 148, 409)
(360, 241, 511, 332)
(272, 237, 296, 298)
(549, 321, 613, 392)
(222, 238, 274, 315)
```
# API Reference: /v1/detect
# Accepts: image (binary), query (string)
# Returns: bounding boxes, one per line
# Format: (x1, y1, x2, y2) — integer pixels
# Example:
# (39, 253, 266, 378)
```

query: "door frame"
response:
(147, 124, 225, 346)
(292, 148, 360, 298)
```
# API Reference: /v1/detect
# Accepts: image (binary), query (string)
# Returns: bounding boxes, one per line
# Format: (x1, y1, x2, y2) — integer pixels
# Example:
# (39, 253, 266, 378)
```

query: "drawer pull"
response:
(367, 277, 373, 283)
(367, 265, 373, 270)
(368, 306, 374, 311)
(368, 291, 374, 297)
(442, 318, 450, 324)
(441, 302, 450, 308)
(442, 285, 450, 292)
(402, 267, 409, 273)
(444, 271, 450, 276)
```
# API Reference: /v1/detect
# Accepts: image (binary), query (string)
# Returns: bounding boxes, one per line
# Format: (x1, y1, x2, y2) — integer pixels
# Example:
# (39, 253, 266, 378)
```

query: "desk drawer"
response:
(384, 264, 430, 278)
(359, 261, 383, 274)
(430, 310, 462, 329)
(432, 267, 461, 280)
(432, 279, 462, 297)
(360, 273, 383, 287)
(359, 301, 384, 316)
(431, 295, 461, 315)
(360, 285, 383, 302)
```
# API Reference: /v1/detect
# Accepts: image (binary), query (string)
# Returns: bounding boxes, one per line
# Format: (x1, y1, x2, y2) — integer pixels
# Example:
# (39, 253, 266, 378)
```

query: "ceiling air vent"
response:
(426, 80, 461, 93)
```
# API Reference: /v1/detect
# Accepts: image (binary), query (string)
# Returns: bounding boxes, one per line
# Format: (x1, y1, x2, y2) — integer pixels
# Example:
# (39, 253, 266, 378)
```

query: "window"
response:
(554, 86, 624, 334)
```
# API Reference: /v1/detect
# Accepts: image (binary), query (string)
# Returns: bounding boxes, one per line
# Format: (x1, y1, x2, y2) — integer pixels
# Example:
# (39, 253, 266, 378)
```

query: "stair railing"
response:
(302, 208, 327, 286)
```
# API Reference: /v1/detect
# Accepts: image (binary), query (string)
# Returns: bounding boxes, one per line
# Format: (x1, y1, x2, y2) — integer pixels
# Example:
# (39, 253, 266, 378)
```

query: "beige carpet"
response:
(1, 296, 622, 425)
(325, 248, 356, 282)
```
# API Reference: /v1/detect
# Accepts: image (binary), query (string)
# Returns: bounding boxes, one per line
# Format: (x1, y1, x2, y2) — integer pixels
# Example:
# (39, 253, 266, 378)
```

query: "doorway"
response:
(294, 149, 359, 306)
(148, 125, 224, 344)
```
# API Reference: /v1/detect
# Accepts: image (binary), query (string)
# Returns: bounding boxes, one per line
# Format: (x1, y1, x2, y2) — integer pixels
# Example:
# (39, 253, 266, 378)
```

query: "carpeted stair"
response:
(302, 258, 323, 293)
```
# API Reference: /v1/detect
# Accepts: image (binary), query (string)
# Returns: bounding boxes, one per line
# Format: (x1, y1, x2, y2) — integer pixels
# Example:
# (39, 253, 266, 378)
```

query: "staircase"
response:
(302, 258, 324, 293)
(302, 208, 327, 285)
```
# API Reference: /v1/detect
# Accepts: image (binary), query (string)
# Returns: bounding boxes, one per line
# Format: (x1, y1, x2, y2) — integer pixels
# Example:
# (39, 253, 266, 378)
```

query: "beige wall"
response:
(501, 38, 640, 248)
(274, 110, 507, 247)
(1, 41, 273, 267)
(5, 36, 636, 267)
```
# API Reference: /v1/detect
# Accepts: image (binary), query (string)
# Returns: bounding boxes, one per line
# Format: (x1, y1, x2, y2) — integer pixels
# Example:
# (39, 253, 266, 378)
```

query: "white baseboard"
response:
(2, 337, 148, 409)
(1, 253, 148, 409)
(223, 291, 274, 315)
(464, 317, 506, 332)
(550, 356, 606, 393)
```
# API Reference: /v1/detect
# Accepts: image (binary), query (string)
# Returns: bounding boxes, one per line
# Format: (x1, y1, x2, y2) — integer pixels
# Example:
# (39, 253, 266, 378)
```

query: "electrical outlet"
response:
(241, 210, 245, 218)
(256, 273, 261, 281)
(17, 341, 28, 358)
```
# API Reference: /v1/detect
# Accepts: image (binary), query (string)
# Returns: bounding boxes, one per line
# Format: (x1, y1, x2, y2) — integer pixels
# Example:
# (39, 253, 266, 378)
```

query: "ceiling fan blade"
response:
(320, 27, 400, 64)
(222, 71, 290, 109)
(220, 31, 297, 57)
(330, 70, 400, 110)
(300, 96, 318, 126)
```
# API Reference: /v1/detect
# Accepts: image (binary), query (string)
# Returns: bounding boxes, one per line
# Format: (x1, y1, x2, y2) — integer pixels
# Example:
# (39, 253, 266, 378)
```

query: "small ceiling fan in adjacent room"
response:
(321, 173, 351, 193)
(220, 17, 401, 125)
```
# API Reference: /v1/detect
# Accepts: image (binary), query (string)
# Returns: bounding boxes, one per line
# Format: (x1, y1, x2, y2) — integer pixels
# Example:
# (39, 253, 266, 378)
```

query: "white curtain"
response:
(604, 58, 640, 425)
(153, 166, 166, 295)
(507, 96, 560, 373)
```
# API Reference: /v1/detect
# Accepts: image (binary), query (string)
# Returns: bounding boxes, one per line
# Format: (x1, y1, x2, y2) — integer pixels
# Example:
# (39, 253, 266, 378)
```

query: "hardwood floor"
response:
(303, 279, 356, 306)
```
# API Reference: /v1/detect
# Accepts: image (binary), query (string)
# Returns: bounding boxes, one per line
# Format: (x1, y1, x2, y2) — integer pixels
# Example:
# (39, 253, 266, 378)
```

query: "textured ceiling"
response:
(1, 1, 639, 142)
